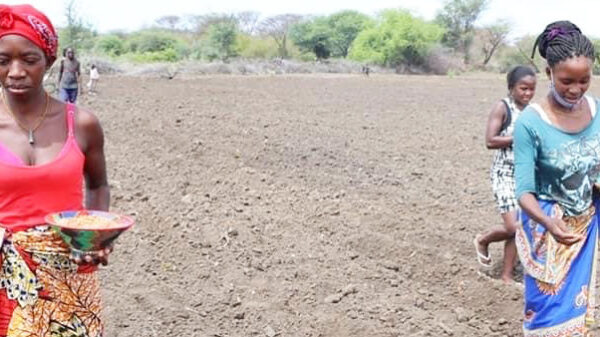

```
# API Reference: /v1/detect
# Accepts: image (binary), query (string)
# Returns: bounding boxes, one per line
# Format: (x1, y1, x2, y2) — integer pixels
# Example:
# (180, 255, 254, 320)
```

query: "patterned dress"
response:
(0, 227, 102, 337)
(490, 97, 522, 214)
(0, 105, 104, 336)
(514, 96, 600, 336)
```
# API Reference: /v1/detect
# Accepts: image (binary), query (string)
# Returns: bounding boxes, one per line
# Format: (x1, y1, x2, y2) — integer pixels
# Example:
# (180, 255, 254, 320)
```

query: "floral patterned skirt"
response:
(516, 200, 598, 336)
(0, 226, 103, 337)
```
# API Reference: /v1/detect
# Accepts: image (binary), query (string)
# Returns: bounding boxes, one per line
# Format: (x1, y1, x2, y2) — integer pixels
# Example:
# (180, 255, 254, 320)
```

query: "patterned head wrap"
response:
(0, 4, 58, 65)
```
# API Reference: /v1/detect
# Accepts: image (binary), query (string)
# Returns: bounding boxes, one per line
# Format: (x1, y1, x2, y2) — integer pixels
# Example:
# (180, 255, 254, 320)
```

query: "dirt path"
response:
(77, 74, 600, 336)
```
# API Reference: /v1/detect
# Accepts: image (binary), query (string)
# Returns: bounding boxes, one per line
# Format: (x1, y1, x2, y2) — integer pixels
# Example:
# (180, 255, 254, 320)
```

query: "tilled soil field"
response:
(79, 74, 600, 337)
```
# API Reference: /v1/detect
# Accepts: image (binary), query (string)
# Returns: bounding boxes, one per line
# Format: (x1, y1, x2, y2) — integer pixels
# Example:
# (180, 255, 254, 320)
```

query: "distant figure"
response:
(362, 65, 370, 76)
(58, 47, 81, 103)
(474, 65, 536, 284)
(87, 64, 99, 94)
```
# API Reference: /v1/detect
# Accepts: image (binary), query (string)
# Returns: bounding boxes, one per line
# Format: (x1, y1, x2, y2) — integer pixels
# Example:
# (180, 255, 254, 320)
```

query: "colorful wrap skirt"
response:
(0, 226, 103, 337)
(516, 199, 598, 336)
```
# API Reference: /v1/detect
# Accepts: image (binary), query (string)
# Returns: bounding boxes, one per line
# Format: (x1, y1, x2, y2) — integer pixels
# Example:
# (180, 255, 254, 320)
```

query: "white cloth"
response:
(89, 68, 99, 80)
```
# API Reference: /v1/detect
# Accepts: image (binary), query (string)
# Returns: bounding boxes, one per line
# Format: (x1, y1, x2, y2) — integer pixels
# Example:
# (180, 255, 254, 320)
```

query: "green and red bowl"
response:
(45, 210, 135, 252)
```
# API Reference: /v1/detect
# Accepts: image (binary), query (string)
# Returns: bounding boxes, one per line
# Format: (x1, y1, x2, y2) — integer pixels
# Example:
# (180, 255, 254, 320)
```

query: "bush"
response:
(190, 40, 218, 61)
(297, 51, 317, 62)
(57, 26, 96, 53)
(236, 35, 279, 59)
(189, 22, 238, 61)
(110, 30, 189, 63)
(289, 17, 333, 59)
(126, 31, 181, 53)
(290, 11, 373, 59)
(124, 48, 179, 63)
(207, 21, 238, 60)
(95, 35, 126, 56)
(349, 10, 444, 68)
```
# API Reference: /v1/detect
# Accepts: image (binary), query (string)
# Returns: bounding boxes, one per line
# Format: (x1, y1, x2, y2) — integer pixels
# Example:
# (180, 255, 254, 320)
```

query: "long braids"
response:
(531, 21, 595, 66)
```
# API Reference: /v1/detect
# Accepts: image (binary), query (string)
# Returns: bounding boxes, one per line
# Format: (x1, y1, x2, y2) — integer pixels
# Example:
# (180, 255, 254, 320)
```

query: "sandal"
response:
(473, 235, 492, 267)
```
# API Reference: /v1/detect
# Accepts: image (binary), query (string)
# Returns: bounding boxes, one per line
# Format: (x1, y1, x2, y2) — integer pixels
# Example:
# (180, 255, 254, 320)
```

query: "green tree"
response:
(127, 31, 179, 53)
(435, 0, 488, 63)
(349, 9, 444, 68)
(327, 10, 373, 57)
(204, 21, 238, 60)
(123, 30, 187, 62)
(289, 17, 332, 59)
(60, 0, 96, 52)
(95, 35, 126, 56)
(236, 34, 279, 59)
(291, 11, 373, 59)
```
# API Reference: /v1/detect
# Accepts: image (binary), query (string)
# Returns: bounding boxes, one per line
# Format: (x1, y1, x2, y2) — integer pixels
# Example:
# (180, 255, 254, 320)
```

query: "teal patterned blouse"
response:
(514, 96, 600, 216)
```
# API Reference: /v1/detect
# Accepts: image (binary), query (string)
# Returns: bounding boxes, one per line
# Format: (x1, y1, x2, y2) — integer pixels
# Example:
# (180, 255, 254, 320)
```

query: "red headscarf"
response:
(0, 4, 58, 65)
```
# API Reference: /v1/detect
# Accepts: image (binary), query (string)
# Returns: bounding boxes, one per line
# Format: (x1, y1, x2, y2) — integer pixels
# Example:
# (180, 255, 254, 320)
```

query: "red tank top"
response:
(0, 104, 84, 231)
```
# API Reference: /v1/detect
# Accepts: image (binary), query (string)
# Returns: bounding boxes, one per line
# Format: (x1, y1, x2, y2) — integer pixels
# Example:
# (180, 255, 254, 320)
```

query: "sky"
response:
(5, 0, 600, 40)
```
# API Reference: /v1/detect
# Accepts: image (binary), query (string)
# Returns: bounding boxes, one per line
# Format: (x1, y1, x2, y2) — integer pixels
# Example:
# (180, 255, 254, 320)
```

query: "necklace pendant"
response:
(28, 130, 34, 145)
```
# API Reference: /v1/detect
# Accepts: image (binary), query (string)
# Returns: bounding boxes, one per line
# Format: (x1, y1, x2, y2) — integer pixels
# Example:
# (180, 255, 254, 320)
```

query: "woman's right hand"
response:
(545, 217, 583, 245)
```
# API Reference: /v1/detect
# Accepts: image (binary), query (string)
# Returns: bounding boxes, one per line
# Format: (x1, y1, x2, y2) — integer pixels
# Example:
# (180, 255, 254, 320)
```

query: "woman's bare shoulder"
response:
(72, 105, 104, 152)
(74, 106, 101, 130)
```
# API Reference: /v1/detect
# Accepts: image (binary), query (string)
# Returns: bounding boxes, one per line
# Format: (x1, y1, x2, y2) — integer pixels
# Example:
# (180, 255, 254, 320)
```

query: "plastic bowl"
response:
(45, 210, 135, 252)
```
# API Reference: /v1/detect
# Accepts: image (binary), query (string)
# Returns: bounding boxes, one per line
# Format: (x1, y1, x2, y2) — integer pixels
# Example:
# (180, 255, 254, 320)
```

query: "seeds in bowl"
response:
(57, 215, 117, 230)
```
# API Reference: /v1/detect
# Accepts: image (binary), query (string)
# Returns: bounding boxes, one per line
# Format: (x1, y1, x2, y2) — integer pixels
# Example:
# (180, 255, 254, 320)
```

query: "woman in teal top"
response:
(515, 95, 600, 215)
(513, 21, 600, 336)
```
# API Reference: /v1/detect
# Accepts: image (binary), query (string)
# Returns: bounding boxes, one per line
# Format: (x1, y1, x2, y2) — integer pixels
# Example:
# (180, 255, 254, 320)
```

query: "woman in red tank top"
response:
(0, 5, 110, 336)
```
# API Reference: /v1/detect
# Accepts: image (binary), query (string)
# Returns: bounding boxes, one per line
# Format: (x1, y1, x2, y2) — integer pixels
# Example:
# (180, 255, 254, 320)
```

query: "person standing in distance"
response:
(58, 47, 80, 103)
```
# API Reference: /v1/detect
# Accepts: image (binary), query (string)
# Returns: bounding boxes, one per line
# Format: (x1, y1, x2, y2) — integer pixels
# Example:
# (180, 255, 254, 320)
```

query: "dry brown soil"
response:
(77, 74, 600, 337)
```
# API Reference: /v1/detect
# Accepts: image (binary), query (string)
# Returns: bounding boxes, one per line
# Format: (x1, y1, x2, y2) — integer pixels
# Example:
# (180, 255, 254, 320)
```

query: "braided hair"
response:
(532, 21, 595, 67)
(506, 65, 535, 90)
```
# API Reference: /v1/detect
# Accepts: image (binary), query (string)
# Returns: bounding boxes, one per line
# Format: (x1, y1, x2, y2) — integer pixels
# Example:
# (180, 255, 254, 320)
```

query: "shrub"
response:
(349, 9, 444, 68)
(236, 35, 279, 59)
(207, 21, 238, 60)
(126, 31, 180, 53)
(124, 48, 179, 63)
(95, 35, 126, 56)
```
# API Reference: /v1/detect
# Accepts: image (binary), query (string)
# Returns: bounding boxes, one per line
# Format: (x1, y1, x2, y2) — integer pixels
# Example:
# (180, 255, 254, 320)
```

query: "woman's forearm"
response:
(519, 193, 551, 227)
(486, 136, 513, 149)
(85, 185, 110, 211)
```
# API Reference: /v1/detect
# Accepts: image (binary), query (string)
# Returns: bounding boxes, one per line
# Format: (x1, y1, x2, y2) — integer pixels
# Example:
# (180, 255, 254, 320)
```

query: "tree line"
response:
(60, 0, 600, 74)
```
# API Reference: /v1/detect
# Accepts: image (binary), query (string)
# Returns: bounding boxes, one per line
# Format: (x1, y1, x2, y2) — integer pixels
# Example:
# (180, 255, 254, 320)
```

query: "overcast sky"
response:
(5, 0, 600, 40)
